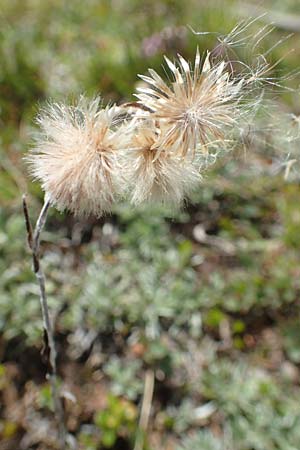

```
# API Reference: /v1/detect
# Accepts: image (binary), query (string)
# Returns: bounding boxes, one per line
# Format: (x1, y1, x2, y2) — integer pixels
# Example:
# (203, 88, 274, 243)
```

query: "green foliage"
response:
(1, 0, 300, 449)
(281, 320, 300, 364)
(0, 207, 74, 343)
(103, 357, 143, 401)
(94, 395, 137, 448)
(200, 360, 300, 450)
(177, 430, 230, 450)
(38, 384, 54, 411)
(61, 180, 300, 346)
(65, 217, 199, 340)
(78, 394, 137, 450)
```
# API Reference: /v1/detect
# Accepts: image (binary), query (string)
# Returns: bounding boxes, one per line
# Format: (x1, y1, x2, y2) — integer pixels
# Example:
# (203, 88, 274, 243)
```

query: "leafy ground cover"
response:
(1, 1, 300, 449)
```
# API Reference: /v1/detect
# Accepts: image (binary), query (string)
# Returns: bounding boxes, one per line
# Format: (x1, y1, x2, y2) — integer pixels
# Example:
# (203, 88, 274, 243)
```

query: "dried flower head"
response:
(124, 120, 201, 206)
(136, 50, 249, 158)
(27, 20, 294, 215)
(27, 97, 129, 217)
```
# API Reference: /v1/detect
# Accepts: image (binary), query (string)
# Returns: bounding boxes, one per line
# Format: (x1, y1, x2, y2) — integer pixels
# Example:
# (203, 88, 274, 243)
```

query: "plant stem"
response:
(133, 369, 155, 450)
(23, 195, 66, 448)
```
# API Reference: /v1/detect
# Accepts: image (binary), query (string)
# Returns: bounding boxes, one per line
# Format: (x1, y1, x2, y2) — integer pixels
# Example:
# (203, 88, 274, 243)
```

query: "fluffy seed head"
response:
(124, 121, 201, 206)
(136, 50, 246, 158)
(27, 97, 129, 217)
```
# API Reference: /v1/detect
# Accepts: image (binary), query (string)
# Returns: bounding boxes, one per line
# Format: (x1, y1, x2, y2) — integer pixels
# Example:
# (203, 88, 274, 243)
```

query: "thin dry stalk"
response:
(134, 369, 155, 450)
(22, 195, 66, 448)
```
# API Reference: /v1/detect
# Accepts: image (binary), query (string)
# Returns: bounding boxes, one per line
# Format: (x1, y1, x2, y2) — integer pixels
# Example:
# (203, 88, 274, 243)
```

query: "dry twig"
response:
(134, 369, 155, 450)
(22, 195, 67, 448)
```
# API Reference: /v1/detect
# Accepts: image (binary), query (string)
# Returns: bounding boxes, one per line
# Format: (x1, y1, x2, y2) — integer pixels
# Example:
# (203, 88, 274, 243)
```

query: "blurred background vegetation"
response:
(1, 0, 300, 449)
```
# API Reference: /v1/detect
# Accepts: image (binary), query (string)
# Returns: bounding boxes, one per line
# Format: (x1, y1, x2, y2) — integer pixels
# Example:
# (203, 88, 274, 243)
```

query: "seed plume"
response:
(136, 49, 253, 158)
(124, 120, 201, 206)
(27, 97, 129, 217)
